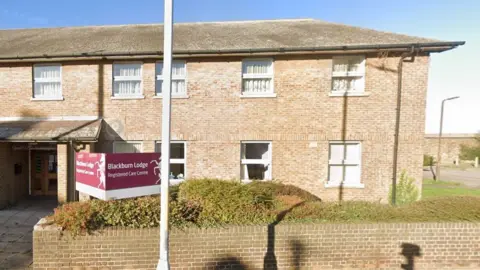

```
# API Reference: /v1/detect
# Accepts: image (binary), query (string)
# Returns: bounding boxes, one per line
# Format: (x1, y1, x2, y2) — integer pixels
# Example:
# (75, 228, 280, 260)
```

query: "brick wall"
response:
(424, 134, 478, 164)
(0, 143, 28, 208)
(33, 222, 480, 270)
(0, 54, 430, 202)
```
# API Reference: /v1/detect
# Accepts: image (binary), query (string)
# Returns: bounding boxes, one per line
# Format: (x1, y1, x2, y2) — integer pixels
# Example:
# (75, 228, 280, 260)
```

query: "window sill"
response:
(329, 92, 370, 97)
(111, 95, 145, 100)
(241, 179, 271, 184)
(324, 182, 365, 189)
(153, 95, 190, 99)
(30, 97, 64, 101)
(240, 93, 277, 98)
(169, 179, 185, 185)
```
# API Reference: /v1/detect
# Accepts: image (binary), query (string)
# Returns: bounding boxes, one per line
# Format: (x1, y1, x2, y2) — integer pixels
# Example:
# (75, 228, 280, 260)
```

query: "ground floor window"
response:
(241, 141, 272, 181)
(113, 141, 143, 153)
(155, 141, 186, 180)
(328, 141, 362, 187)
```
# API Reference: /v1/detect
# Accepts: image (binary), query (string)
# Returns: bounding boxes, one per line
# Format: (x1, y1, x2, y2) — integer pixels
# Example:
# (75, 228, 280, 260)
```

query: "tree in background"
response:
(460, 133, 480, 160)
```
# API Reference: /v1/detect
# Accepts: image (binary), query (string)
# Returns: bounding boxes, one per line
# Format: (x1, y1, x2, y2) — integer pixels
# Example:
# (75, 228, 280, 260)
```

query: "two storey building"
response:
(0, 19, 463, 206)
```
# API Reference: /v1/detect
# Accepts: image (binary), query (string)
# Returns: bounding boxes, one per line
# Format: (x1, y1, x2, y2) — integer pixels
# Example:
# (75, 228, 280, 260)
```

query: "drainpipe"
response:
(69, 140, 77, 201)
(391, 47, 416, 205)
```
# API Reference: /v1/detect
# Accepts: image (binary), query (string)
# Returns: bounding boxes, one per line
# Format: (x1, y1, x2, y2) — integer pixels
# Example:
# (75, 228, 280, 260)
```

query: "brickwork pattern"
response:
(0, 54, 430, 202)
(33, 223, 480, 270)
(424, 136, 477, 164)
(0, 143, 28, 208)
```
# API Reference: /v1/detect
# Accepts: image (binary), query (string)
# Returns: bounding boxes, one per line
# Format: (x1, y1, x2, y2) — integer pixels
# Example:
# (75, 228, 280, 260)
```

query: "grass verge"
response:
(422, 178, 480, 199)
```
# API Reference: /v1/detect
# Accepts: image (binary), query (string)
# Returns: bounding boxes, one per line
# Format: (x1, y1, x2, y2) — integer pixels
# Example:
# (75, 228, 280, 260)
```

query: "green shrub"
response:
(423, 155, 435, 166)
(247, 181, 320, 202)
(53, 202, 97, 235)
(388, 170, 419, 205)
(460, 143, 480, 161)
(178, 179, 275, 225)
(51, 179, 480, 235)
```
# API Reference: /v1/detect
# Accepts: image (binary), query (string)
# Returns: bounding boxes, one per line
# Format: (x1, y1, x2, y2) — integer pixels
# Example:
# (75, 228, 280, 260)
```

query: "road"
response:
(423, 167, 480, 188)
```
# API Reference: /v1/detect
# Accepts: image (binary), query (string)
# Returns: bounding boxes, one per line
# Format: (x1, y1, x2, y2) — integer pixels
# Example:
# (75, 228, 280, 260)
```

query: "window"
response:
(48, 154, 58, 173)
(331, 56, 365, 93)
(113, 141, 143, 153)
(155, 142, 186, 181)
(242, 59, 274, 96)
(156, 61, 187, 97)
(327, 142, 363, 187)
(33, 65, 62, 100)
(112, 63, 143, 97)
(241, 142, 272, 181)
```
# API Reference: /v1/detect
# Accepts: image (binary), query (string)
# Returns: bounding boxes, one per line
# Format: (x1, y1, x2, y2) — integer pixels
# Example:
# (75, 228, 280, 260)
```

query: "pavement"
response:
(423, 167, 480, 188)
(0, 198, 57, 270)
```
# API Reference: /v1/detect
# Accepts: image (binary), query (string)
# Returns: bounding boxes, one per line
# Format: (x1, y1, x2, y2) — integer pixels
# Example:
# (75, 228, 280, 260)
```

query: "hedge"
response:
(50, 179, 480, 236)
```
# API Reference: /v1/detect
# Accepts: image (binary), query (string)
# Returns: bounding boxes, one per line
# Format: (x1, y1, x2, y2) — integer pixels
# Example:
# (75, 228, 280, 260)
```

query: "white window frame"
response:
(155, 60, 188, 98)
(112, 62, 144, 99)
(32, 64, 64, 101)
(240, 141, 272, 181)
(155, 141, 187, 184)
(241, 59, 276, 98)
(330, 55, 368, 97)
(326, 141, 364, 188)
(113, 141, 143, 153)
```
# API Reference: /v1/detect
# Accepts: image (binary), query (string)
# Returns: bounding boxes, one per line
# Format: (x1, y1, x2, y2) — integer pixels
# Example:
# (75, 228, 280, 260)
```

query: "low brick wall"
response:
(33, 221, 480, 270)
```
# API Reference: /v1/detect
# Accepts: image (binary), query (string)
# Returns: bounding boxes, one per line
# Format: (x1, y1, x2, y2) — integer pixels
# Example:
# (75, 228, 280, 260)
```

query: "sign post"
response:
(158, 0, 174, 269)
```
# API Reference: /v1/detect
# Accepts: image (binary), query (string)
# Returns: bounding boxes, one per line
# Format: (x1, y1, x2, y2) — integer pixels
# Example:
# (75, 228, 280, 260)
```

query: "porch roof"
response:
(0, 119, 102, 142)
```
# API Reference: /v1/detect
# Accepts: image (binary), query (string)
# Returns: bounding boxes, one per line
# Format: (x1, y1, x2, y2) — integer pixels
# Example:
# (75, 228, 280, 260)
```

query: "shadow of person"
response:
(206, 256, 248, 270)
(263, 201, 305, 270)
(400, 243, 422, 270)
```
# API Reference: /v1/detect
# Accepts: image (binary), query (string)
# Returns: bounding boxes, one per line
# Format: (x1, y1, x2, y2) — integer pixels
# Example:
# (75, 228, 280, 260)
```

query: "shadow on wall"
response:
(204, 256, 248, 270)
(263, 201, 305, 270)
(289, 239, 305, 270)
(401, 243, 422, 270)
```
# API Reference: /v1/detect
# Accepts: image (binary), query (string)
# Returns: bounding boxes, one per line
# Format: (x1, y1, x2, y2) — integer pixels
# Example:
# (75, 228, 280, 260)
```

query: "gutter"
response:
(0, 41, 465, 62)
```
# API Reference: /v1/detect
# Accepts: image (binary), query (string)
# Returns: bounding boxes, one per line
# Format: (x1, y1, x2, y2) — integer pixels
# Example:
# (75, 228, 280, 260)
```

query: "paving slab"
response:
(0, 198, 56, 269)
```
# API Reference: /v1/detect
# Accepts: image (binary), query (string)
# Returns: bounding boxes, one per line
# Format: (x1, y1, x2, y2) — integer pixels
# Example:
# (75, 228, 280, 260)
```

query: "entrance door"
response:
(31, 151, 58, 196)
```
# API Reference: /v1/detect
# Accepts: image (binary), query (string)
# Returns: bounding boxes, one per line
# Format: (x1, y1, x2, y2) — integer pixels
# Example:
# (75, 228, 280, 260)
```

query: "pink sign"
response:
(75, 152, 161, 200)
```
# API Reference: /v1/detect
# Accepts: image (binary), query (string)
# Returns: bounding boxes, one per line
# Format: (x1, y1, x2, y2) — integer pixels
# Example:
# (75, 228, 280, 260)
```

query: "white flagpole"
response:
(157, 0, 173, 269)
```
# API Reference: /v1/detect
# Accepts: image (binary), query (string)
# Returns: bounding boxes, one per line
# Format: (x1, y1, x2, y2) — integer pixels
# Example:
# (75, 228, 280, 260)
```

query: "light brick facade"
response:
(0, 53, 430, 203)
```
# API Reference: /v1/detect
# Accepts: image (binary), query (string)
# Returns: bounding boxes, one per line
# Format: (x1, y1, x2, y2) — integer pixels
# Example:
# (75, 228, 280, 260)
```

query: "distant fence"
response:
(33, 220, 480, 270)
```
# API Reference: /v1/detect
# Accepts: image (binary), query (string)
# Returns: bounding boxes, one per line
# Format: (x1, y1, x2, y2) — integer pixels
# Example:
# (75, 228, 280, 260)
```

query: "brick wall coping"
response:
(34, 218, 480, 236)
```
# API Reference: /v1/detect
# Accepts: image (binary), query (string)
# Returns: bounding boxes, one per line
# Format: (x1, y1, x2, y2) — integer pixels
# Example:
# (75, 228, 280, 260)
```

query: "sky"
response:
(1, 0, 478, 134)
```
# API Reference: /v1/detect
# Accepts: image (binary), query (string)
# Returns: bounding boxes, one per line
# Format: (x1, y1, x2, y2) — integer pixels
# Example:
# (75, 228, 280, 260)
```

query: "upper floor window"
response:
(33, 65, 62, 100)
(156, 61, 187, 97)
(331, 56, 365, 94)
(242, 59, 275, 97)
(113, 63, 143, 98)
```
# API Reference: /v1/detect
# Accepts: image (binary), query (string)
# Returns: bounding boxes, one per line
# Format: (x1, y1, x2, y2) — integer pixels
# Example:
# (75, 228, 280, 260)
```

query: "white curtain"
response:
(243, 79, 271, 93)
(34, 82, 61, 97)
(242, 60, 272, 94)
(113, 64, 142, 96)
(156, 62, 186, 95)
(332, 77, 362, 92)
(333, 57, 363, 73)
(34, 65, 61, 98)
(114, 64, 141, 77)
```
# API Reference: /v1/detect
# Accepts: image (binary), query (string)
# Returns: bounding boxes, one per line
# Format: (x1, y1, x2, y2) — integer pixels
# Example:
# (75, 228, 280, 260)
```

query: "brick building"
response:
(0, 19, 463, 207)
